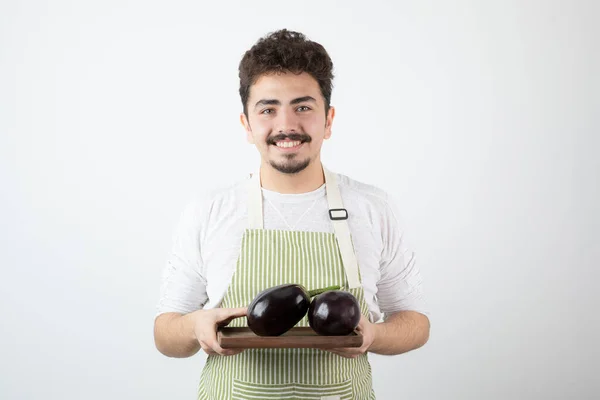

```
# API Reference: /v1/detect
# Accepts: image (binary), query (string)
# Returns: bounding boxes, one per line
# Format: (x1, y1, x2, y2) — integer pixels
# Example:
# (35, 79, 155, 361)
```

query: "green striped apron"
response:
(198, 166, 375, 400)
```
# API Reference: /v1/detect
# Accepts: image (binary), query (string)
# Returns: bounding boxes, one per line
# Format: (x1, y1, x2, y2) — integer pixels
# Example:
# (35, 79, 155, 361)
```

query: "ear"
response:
(324, 106, 335, 140)
(240, 113, 254, 144)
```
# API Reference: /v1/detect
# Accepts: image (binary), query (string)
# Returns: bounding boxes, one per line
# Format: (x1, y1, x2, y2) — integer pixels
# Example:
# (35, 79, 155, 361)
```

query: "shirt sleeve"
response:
(156, 200, 209, 317)
(376, 196, 429, 319)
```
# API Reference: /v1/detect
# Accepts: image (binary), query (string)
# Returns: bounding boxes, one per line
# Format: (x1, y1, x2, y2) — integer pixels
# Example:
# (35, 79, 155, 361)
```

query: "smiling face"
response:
(241, 71, 335, 174)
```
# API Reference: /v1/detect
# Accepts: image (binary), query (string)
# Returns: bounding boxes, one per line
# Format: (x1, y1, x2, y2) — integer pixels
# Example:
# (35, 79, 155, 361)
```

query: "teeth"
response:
(276, 141, 301, 148)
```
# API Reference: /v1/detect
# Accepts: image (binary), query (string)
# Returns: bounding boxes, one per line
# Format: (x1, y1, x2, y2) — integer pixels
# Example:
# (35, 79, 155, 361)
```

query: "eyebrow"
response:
(254, 96, 317, 110)
(290, 96, 317, 105)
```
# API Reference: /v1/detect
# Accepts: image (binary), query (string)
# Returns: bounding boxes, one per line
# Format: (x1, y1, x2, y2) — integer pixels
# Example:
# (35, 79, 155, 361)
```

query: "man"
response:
(154, 29, 430, 399)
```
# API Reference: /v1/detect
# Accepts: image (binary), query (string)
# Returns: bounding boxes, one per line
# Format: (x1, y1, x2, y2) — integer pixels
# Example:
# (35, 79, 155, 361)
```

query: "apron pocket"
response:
(232, 378, 353, 400)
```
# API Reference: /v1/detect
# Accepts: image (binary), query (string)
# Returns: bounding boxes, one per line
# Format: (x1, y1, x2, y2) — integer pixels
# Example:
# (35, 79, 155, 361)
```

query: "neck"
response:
(259, 159, 325, 194)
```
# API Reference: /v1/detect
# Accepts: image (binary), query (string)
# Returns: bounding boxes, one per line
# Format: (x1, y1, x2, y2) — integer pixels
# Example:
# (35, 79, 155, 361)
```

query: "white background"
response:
(1, 0, 598, 399)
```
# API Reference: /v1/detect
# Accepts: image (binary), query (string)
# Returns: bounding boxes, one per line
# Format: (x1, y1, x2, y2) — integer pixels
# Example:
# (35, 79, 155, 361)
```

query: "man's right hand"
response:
(192, 307, 248, 356)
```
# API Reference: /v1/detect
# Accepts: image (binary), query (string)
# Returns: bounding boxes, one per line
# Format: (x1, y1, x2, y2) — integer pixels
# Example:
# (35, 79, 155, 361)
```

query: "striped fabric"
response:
(198, 229, 375, 400)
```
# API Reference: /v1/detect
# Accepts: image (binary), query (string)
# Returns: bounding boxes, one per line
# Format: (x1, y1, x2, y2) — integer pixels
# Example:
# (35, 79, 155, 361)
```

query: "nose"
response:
(276, 108, 300, 133)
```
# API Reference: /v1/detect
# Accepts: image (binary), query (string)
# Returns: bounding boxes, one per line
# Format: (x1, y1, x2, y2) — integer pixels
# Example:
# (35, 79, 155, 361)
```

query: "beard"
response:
(269, 155, 311, 174)
(267, 132, 312, 174)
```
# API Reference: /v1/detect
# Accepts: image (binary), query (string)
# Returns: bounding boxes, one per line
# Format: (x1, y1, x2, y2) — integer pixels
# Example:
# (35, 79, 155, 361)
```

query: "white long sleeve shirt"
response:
(156, 172, 427, 322)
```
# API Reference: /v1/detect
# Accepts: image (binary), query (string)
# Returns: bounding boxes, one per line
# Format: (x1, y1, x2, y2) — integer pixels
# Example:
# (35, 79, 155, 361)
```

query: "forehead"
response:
(249, 72, 322, 102)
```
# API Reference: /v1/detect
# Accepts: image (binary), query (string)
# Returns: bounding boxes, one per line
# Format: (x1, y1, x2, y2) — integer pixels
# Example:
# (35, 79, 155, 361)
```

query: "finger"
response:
(217, 307, 247, 318)
(202, 329, 220, 352)
(205, 317, 243, 356)
(233, 307, 248, 315)
(356, 315, 369, 329)
(218, 315, 243, 327)
(199, 340, 216, 355)
(225, 348, 245, 356)
(204, 336, 239, 356)
(225, 307, 248, 319)
(217, 317, 234, 327)
(216, 307, 248, 326)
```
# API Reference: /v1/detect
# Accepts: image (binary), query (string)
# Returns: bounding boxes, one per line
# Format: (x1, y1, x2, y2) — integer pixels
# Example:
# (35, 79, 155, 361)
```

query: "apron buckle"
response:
(328, 208, 348, 220)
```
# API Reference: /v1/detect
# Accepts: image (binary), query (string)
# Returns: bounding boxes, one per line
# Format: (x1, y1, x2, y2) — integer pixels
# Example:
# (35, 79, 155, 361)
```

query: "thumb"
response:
(231, 307, 248, 316)
(217, 307, 248, 322)
(225, 307, 248, 318)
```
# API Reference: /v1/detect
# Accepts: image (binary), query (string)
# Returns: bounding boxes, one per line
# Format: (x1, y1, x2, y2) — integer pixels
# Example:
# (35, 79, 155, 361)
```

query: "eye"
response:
(260, 108, 275, 115)
(296, 106, 311, 112)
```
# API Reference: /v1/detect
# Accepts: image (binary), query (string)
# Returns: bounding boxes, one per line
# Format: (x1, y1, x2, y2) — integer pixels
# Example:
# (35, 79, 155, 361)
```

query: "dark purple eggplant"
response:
(247, 284, 340, 336)
(308, 291, 361, 336)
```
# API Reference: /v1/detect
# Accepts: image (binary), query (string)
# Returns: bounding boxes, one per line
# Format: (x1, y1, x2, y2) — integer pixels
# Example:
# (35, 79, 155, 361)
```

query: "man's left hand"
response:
(321, 315, 376, 359)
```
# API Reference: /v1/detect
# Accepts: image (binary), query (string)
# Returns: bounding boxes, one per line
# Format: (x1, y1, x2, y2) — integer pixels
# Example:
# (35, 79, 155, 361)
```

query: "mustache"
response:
(267, 133, 312, 145)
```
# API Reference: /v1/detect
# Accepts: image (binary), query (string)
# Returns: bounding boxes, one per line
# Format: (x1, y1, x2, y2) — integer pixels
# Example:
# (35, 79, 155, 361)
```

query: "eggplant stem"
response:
(308, 285, 340, 297)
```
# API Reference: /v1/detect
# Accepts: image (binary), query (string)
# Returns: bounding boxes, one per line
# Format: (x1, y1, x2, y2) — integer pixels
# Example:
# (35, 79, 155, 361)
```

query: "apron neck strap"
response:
(247, 171, 263, 230)
(322, 167, 361, 288)
(246, 164, 361, 288)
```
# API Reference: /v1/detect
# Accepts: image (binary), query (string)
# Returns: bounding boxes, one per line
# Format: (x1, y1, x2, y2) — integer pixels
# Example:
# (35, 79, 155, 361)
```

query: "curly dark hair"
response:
(239, 29, 334, 117)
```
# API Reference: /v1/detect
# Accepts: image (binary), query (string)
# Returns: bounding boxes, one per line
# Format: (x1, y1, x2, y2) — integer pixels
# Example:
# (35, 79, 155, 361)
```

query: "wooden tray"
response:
(218, 327, 363, 349)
